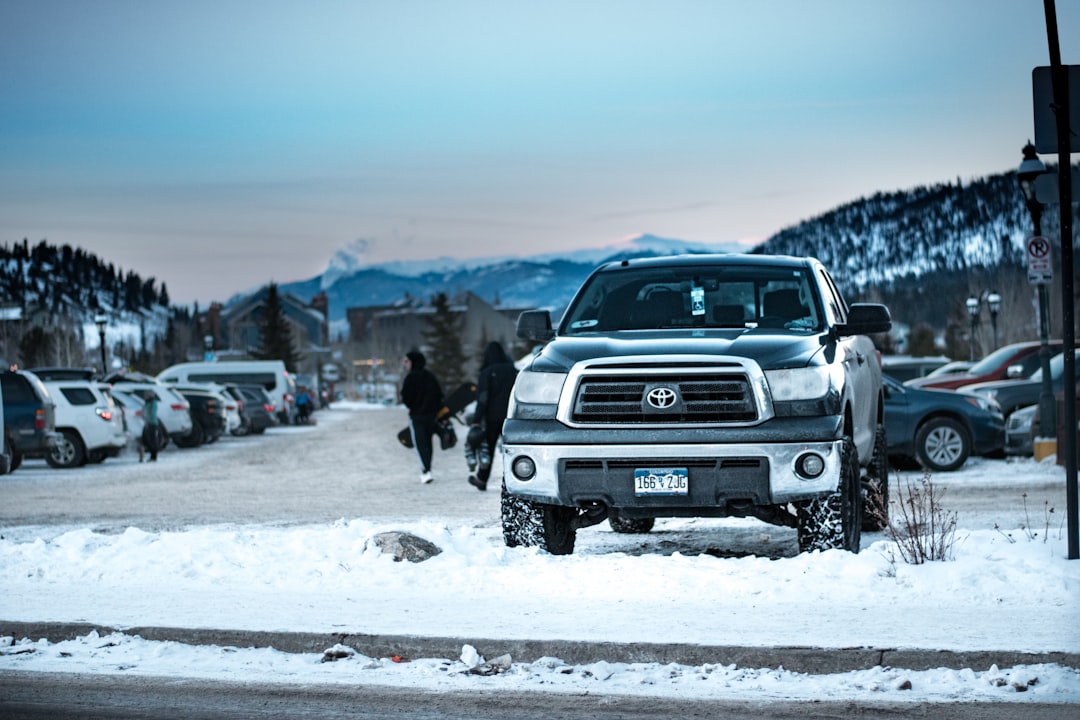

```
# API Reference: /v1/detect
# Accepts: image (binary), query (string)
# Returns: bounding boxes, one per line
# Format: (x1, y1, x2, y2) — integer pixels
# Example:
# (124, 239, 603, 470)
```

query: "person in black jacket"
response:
(469, 341, 517, 491)
(400, 350, 443, 484)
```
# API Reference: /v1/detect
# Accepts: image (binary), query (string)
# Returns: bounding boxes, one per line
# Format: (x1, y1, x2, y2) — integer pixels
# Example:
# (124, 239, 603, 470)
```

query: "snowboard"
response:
(397, 381, 478, 449)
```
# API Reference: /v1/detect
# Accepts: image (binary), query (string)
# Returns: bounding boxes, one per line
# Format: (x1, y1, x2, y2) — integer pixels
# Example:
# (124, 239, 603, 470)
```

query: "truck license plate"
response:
(634, 468, 689, 496)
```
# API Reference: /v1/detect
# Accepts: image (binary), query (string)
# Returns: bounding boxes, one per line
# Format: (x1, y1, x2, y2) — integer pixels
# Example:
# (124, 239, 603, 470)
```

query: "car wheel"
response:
(46, 429, 86, 469)
(174, 421, 205, 448)
(10, 449, 22, 471)
(797, 436, 861, 553)
(915, 417, 970, 472)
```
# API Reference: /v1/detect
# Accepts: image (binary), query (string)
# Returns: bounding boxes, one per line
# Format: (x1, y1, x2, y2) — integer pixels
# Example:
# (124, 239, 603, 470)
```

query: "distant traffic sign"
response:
(1027, 235, 1053, 284)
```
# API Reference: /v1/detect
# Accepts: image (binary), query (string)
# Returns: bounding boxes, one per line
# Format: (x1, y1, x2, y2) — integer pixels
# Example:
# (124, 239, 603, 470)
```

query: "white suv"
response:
(41, 380, 127, 468)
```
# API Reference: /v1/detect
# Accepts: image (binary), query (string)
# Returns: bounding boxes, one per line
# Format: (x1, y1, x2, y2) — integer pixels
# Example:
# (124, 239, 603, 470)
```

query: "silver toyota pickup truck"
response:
(501, 253, 891, 555)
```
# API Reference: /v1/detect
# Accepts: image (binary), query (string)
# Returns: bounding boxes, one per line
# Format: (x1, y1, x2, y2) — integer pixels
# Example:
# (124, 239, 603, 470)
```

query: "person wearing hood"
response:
(468, 341, 517, 491)
(400, 349, 444, 484)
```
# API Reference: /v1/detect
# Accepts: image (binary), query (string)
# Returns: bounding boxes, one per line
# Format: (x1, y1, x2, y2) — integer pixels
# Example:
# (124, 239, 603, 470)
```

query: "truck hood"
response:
(526, 330, 830, 373)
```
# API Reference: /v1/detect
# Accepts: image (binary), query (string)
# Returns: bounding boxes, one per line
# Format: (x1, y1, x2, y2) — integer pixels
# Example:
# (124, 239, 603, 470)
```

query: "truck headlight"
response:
(508, 370, 567, 420)
(765, 366, 835, 402)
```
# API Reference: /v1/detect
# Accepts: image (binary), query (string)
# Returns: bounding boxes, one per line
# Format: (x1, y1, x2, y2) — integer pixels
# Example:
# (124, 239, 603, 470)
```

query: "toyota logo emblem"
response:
(646, 387, 677, 409)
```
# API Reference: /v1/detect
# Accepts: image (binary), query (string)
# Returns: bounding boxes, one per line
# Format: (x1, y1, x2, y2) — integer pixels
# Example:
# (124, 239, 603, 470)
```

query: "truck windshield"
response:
(561, 265, 822, 334)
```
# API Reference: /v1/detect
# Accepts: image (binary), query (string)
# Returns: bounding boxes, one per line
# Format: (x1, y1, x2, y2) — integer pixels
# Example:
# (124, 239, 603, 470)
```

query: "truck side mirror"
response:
(517, 310, 555, 342)
(837, 304, 892, 337)
(1006, 364, 1025, 379)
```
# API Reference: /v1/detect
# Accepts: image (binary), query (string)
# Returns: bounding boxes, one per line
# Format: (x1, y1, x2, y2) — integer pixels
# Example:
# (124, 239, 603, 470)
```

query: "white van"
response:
(157, 361, 296, 424)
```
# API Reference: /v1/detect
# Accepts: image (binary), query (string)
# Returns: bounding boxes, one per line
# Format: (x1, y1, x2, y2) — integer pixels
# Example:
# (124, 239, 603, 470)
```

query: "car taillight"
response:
(171, 403, 188, 411)
(34, 408, 45, 430)
(264, 404, 274, 413)
(95, 407, 114, 422)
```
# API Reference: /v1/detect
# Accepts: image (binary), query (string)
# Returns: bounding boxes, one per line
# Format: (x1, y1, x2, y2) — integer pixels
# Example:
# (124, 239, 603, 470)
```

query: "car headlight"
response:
(508, 370, 567, 420)
(765, 366, 836, 402)
(965, 394, 1000, 414)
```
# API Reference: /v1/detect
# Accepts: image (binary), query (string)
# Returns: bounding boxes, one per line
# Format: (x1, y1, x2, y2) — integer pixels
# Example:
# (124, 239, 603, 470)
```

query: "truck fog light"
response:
(796, 452, 825, 479)
(511, 456, 536, 481)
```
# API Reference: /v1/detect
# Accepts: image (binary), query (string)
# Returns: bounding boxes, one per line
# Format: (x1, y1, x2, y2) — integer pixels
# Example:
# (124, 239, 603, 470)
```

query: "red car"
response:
(904, 340, 1062, 391)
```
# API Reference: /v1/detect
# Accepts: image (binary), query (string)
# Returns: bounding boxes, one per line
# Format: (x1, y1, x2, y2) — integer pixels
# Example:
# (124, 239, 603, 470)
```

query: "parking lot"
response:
(0, 403, 1068, 555)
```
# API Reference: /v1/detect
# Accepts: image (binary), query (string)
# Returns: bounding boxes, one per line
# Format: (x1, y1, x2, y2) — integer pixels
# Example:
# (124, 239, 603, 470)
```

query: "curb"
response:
(4, 622, 1078, 675)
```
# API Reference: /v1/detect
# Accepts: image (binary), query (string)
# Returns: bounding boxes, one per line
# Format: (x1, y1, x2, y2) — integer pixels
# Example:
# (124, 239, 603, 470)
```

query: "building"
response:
(202, 289, 329, 376)
(341, 291, 532, 400)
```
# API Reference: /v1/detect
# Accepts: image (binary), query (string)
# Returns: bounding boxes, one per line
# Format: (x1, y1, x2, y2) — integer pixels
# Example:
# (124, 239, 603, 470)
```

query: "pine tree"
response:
(18, 326, 50, 367)
(253, 283, 301, 372)
(421, 292, 467, 390)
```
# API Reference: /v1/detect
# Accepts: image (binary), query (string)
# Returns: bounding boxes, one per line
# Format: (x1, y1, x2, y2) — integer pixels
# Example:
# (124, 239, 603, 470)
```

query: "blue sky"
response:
(1, 0, 1076, 305)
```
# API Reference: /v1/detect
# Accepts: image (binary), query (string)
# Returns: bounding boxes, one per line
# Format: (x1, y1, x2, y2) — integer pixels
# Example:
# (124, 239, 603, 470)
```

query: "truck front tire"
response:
(501, 483, 577, 555)
(797, 437, 861, 553)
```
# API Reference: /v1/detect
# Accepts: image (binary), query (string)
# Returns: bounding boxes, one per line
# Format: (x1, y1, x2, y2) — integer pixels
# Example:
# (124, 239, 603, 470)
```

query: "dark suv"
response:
(173, 388, 227, 447)
(1, 369, 61, 470)
(504, 254, 892, 555)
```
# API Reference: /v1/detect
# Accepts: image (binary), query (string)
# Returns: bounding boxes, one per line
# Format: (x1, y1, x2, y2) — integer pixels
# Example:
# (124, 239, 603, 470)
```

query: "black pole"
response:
(1042, 0, 1077, 559)
(98, 327, 107, 374)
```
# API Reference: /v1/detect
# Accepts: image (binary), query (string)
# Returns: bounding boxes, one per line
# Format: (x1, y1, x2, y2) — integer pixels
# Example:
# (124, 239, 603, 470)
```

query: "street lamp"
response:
(1017, 142, 1056, 439)
(94, 314, 108, 375)
(986, 291, 1001, 350)
(965, 296, 980, 361)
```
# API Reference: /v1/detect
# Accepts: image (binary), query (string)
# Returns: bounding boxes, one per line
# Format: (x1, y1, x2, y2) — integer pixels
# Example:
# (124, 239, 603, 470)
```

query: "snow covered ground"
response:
(1, 402, 1078, 704)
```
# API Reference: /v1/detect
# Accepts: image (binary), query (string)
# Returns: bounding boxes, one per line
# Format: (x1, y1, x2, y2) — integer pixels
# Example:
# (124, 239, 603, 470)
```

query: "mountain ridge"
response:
(272, 168, 1055, 326)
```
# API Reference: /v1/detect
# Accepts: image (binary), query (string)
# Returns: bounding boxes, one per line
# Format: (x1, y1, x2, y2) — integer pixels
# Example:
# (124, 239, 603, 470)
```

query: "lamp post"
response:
(965, 296, 980, 362)
(986, 291, 1001, 350)
(1017, 142, 1056, 439)
(94, 314, 108, 375)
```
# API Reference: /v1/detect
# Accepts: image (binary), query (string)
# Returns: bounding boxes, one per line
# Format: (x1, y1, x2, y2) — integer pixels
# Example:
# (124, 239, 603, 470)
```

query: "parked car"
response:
(924, 360, 975, 377)
(1004, 403, 1038, 456)
(966, 349, 1080, 419)
(0, 369, 60, 471)
(230, 384, 278, 436)
(108, 380, 193, 446)
(169, 382, 242, 435)
(882, 374, 1004, 472)
(32, 379, 127, 467)
(174, 388, 227, 447)
(904, 340, 1062, 391)
(880, 355, 952, 383)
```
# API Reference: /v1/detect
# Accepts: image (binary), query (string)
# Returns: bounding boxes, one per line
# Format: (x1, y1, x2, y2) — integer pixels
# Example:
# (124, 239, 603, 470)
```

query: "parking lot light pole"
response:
(965, 297, 980, 361)
(1017, 143, 1056, 439)
(94, 314, 108, 375)
(986, 292, 1001, 349)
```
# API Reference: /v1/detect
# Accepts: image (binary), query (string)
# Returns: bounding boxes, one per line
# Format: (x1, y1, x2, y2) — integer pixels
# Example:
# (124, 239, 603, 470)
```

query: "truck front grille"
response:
(571, 373, 757, 424)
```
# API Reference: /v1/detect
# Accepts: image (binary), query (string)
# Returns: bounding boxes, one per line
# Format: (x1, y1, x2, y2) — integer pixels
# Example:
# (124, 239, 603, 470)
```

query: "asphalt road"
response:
(1, 671, 1072, 720)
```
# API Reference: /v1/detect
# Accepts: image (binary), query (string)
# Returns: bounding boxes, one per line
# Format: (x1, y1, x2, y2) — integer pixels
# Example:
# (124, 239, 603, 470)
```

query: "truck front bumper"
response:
(502, 437, 845, 508)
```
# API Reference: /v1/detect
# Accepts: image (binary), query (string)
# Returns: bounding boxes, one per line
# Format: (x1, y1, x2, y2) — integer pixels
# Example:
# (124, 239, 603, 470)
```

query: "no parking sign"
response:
(1026, 235, 1053, 284)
